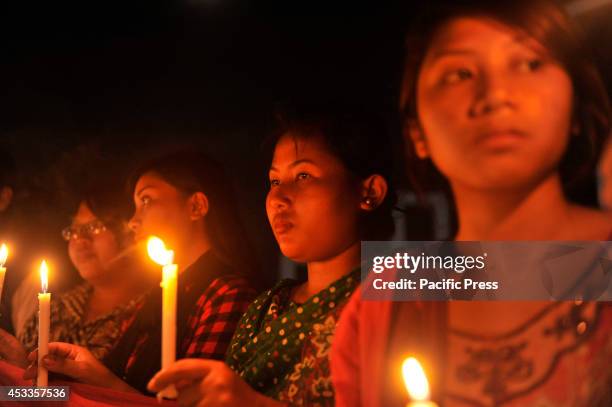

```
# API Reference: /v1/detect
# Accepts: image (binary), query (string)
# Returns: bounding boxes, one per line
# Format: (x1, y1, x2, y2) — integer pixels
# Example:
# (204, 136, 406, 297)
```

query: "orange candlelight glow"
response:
(39, 260, 49, 293)
(147, 236, 174, 266)
(402, 357, 431, 401)
(0, 244, 8, 266)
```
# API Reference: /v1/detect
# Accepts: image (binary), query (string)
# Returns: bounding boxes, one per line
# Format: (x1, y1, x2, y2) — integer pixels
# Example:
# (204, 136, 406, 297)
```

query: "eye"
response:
(296, 172, 311, 181)
(516, 58, 543, 73)
(140, 195, 152, 207)
(269, 178, 280, 188)
(441, 68, 473, 85)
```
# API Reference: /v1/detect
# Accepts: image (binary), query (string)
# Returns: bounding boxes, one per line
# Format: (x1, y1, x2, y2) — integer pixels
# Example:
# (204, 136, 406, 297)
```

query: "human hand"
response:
(147, 359, 285, 407)
(23, 342, 135, 392)
(0, 328, 28, 368)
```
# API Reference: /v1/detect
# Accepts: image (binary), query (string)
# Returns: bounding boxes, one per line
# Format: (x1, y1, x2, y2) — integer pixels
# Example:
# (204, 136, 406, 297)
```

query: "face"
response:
(266, 134, 362, 263)
(415, 17, 574, 190)
(67, 202, 121, 282)
(129, 172, 194, 250)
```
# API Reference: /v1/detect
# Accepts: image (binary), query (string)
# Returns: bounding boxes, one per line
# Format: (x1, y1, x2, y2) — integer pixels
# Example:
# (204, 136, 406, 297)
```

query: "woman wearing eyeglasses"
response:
(0, 179, 155, 368)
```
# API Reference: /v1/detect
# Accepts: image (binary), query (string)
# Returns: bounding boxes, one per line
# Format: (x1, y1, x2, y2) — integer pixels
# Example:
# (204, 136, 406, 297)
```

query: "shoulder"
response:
(568, 206, 612, 239)
(193, 275, 256, 312)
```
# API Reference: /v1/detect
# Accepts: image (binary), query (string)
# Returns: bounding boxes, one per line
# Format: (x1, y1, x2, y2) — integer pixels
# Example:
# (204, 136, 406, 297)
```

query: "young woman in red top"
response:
(332, 1, 612, 406)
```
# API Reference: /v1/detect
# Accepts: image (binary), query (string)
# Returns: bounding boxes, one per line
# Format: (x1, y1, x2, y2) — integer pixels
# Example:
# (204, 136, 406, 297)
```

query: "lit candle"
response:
(37, 260, 51, 387)
(147, 236, 178, 400)
(0, 244, 8, 303)
(402, 357, 439, 407)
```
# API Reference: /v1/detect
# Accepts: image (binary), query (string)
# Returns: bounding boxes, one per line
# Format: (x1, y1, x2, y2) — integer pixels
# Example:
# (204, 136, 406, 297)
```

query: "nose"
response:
(266, 184, 291, 212)
(469, 70, 515, 117)
(71, 234, 91, 248)
(128, 211, 141, 233)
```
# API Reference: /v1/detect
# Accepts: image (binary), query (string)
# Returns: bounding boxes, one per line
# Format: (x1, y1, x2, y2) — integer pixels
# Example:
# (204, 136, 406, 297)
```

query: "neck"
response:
(453, 173, 571, 240)
(89, 265, 145, 309)
(304, 241, 360, 297)
(176, 232, 211, 271)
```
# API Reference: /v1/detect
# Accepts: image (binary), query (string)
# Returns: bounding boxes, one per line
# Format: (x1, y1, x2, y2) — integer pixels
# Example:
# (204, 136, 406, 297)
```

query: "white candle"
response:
(37, 260, 50, 387)
(0, 244, 8, 303)
(403, 357, 439, 407)
(147, 236, 178, 399)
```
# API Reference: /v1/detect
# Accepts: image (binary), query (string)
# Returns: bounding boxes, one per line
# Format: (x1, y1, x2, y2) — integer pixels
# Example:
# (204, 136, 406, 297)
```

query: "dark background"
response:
(0, 0, 610, 290)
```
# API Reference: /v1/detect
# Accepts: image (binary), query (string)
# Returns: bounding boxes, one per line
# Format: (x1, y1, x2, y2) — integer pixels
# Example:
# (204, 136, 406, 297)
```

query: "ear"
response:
(0, 187, 13, 212)
(188, 192, 209, 221)
(404, 119, 429, 159)
(360, 175, 388, 211)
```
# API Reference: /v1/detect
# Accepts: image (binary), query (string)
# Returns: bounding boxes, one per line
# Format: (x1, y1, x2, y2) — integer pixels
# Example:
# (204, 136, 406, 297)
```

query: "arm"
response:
(23, 343, 140, 393)
(148, 359, 288, 407)
(0, 328, 28, 368)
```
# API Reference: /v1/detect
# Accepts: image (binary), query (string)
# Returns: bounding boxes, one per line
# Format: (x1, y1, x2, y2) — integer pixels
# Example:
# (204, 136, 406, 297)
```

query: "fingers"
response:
(22, 362, 37, 380)
(23, 343, 84, 381)
(27, 342, 77, 363)
(176, 382, 203, 407)
(47, 342, 80, 360)
(147, 359, 217, 392)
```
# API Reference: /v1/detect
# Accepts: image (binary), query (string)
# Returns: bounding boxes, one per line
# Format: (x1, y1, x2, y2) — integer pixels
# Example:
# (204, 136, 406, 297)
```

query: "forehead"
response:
(72, 201, 97, 223)
(426, 16, 539, 58)
(134, 171, 172, 194)
(270, 133, 340, 167)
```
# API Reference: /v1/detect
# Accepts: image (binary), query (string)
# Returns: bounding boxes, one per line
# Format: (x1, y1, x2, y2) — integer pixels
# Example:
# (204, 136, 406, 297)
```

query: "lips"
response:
(476, 128, 526, 147)
(272, 215, 294, 235)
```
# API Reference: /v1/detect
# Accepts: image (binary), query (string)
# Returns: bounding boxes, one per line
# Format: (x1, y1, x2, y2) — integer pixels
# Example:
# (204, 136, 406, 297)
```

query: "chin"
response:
(278, 244, 308, 263)
(77, 266, 104, 282)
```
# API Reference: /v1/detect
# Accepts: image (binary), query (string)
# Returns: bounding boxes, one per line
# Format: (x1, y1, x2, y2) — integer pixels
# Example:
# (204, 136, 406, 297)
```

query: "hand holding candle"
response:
(402, 357, 439, 407)
(0, 244, 8, 303)
(147, 236, 178, 400)
(37, 260, 51, 387)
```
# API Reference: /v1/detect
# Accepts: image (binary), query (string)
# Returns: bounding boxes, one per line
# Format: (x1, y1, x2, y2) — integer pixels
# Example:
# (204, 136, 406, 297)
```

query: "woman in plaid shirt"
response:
(24, 151, 257, 394)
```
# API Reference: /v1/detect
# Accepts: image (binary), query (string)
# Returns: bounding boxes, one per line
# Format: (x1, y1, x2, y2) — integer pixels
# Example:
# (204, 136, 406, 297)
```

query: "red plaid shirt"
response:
(123, 275, 255, 373)
(180, 275, 256, 359)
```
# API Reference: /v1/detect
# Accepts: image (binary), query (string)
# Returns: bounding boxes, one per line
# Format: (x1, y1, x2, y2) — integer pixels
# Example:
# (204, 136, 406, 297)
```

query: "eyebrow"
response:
(269, 159, 317, 172)
(429, 48, 475, 61)
(135, 185, 156, 196)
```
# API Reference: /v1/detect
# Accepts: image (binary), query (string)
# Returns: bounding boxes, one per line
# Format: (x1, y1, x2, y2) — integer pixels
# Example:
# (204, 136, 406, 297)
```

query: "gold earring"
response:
(415, 142, 429, 159)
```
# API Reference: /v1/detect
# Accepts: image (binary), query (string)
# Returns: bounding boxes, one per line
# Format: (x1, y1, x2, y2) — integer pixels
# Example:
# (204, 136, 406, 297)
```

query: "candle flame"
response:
(402, 357, 431, 401)
(147, 236, 174, 266)
(0, 244, 8, 266)
(40, 260, 49, 293)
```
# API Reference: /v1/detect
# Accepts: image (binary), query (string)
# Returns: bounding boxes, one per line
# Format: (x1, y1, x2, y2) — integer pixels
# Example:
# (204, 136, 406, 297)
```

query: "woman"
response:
(0, 179, 152, 368)
(332, 1, 612, 406)
(24, 151, 257, 394)
(146, 106, 398, 406)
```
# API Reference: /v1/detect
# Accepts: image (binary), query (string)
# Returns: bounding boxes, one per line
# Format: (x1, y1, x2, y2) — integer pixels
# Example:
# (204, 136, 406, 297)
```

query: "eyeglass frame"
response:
(61, 220, 109, 241)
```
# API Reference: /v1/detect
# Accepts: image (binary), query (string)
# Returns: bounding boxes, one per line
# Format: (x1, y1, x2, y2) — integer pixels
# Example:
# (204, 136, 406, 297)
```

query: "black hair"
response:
(129, 150, 257, 276)
(264, 102, 399, 241)
(71, 175, 133, 248)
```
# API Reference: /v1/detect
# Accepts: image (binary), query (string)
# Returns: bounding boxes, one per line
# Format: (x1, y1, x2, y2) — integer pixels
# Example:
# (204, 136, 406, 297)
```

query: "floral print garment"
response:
(19, 283, 144, 360)
(226, 270, 360, 406)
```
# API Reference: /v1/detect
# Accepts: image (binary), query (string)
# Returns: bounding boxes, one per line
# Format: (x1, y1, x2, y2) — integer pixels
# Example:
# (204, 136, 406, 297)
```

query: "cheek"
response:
(67, 241, 78, 263)
(92, 235, 120, 262)
(265, 192, 274, 223)
(418, 83, 474, 161)
(521, 70, 573, 140)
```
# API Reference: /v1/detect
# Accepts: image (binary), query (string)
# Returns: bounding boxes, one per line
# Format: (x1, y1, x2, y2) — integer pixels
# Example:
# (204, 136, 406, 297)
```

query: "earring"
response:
(415, 142, 429, 159)
(364, 198, 373, 206)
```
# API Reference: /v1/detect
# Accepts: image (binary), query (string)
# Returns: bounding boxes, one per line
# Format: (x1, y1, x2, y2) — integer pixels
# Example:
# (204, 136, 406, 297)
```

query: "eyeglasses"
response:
(62, 220, 108, 241)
